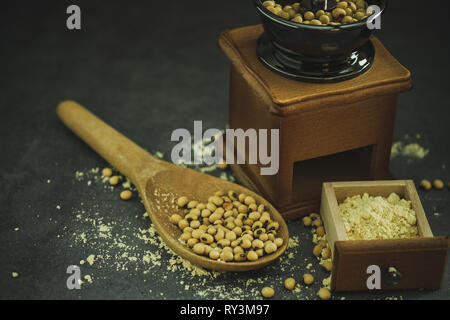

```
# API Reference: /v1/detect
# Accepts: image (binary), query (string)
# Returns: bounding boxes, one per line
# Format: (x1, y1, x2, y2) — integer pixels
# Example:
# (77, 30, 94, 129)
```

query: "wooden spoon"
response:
(57, 100, 289, 272)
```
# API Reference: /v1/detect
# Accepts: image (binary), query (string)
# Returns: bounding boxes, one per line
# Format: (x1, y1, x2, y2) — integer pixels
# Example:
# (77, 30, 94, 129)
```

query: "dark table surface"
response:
(1, 0, 449, 300)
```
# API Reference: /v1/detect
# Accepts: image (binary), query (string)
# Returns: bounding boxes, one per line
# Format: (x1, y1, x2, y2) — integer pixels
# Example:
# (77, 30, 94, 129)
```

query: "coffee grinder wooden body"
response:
(219, 25, 412, 220)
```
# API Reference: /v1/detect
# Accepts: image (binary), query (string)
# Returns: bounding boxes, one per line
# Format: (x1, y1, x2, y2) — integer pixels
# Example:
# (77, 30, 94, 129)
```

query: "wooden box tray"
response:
(320, 180, 449, 292)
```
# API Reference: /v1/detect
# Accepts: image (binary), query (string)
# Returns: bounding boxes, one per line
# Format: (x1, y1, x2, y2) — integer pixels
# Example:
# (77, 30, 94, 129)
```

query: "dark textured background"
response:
(0, 0, 449, 300)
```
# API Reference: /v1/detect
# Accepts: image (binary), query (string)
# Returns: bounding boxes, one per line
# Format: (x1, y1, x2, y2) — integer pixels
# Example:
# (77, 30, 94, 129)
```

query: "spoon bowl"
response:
(57, 100, 289, 272)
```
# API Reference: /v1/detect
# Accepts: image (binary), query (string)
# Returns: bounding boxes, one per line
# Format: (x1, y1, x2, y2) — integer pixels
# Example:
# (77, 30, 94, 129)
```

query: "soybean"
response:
(313, 244, 322, 257)
(274, 237, 283, 247)
(319, 14, 330, 25)
(284, 278, 296, 290)
(263, 1, 275, 7)
(341, 15, 353, 24)
(180, 232, 191, 242)
(187, 238, 199, 247)
(337, 2, 348, 9)
(312, 219, 322, 227)
(220, 250, 234, 262)
(187, 201, 198, 209)
(244, 196, 256, 205)
(234, 253, 246, 261)
(354, 11, 365, 20)
(321, 260, 333, 272)
(433, 179, 444, 190)
(120, 190, 132, 200)
(193, 243, 205, 255)
(178, 219, 189, 230)
(177, 196, 189, 207)
(209, 249, 220, 260)
(247, 250, 259, 261)
(102, 167, 113, 177)
(332, 8, 346, 19)
(242, 238, 252, 249)
(303, 273, 314, 285)
(318, 287, 331, 300)
(419, 179, 432, 190)
(109, 175, 120, 186)
(170, 214, 182, 225)
(316, 226, 325, 237)
(261, 286, 275, 298)
(200, 233, 214, 244)
(264, 242, 277, 254)
(310, 213, 320, 220)
(302, 216, 312, 226)
(304, 11, 315, 21)
(322, 247, 331, 260)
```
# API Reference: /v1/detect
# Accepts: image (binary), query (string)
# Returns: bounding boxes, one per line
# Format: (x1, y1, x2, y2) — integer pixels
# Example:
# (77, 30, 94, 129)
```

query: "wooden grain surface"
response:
(332, 237, 449, 291)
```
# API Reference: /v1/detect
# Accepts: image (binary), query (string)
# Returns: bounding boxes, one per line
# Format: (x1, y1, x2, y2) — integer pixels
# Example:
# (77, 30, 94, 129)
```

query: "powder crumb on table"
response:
(391, 141, 429, 160)
(86, 254, 96, 266)
(287, 235, 300, 248)
(322, 276, 331, 289)
(84, 275, 93, 283)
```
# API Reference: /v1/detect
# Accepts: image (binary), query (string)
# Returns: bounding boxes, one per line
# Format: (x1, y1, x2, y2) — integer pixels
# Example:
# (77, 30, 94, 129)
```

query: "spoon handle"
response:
(57, 100, 167, 189)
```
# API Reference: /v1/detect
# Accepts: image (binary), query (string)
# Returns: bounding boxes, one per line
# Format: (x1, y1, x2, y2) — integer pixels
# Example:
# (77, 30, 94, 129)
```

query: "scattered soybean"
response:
(261, 286, 275, 298)
(120, 190, 132, 200)
(318, 287, 331, 300)
(284, 277, 296, 290)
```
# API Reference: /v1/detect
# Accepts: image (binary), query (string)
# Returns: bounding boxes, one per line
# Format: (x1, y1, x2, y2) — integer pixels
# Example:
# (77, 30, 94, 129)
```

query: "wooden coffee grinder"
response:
(219, 1, 412, 220)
